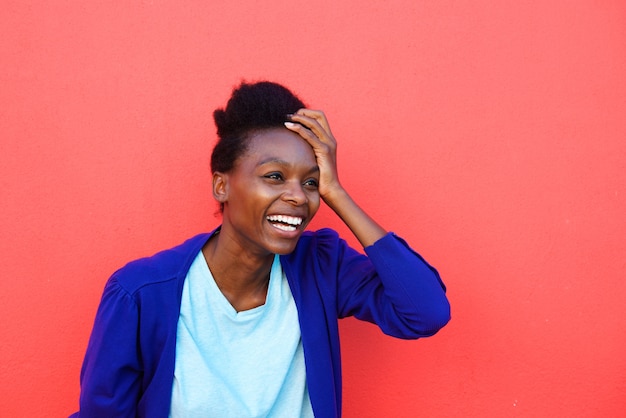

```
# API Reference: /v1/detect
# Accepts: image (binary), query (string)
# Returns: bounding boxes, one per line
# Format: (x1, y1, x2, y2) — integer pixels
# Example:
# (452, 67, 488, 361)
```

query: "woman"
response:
(72, 81, 450, 417)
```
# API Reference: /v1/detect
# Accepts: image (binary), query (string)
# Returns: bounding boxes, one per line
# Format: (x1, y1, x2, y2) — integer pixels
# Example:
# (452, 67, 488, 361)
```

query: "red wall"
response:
(2, 1, 625, 416)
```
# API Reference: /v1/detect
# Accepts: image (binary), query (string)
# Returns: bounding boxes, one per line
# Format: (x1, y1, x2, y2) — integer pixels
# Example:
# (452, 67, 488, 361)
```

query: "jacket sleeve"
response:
(71, 276, 142, 417)
(333, 231, 451, 338)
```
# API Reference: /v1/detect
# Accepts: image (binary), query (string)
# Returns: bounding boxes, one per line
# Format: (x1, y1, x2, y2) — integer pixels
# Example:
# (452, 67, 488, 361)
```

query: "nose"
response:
(282, 180, 307, 205)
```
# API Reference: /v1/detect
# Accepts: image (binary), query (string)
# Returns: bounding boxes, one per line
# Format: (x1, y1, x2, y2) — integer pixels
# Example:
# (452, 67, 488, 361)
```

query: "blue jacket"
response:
(72, 228, 450, 417)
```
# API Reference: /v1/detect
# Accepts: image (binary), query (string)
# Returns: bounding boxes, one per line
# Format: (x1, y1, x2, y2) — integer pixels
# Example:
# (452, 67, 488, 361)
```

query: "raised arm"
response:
(285, 109, 386, 247)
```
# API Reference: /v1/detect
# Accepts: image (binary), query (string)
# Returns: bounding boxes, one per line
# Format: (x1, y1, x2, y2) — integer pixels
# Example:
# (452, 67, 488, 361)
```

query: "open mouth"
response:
(266, 215, 303, 232)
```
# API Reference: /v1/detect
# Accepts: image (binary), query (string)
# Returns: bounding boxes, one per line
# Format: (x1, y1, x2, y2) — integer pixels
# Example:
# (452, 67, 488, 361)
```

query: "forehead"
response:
(241, 128, 317, 167)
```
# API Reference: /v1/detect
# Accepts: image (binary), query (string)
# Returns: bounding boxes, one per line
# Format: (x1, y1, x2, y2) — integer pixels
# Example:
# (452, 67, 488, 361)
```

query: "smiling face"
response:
(214, 128, 321, 256)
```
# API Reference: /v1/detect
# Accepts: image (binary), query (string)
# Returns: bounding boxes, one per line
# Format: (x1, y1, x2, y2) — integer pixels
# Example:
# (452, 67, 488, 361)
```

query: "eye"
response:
(264, 172, 284, 181)
(303, 178, 319, 189)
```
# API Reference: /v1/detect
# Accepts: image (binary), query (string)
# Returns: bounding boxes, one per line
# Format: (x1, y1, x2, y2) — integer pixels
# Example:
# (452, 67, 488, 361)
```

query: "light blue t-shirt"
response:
(169, 252, 314, 418)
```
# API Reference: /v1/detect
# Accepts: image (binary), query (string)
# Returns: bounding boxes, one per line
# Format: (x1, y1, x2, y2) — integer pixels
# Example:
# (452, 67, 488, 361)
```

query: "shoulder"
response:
(110, 233, 211, 295)
(296, 228, 340, 246)
(290, 228, 346, 257)
(283, 228, 362, 272)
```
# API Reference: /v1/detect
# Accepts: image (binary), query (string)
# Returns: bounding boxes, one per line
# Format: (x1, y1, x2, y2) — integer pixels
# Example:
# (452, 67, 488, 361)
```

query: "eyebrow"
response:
(258, 158, 319, 174)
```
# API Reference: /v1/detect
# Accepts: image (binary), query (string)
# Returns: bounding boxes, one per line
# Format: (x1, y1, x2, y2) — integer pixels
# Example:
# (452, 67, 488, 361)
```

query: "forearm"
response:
(323, 186, 387, 248)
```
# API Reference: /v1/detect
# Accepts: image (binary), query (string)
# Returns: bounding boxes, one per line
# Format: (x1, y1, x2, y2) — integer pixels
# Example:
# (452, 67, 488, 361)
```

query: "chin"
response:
(262, 220, 310, 255)
(268, 240, 300, 255)
(263, 231, 305, 255)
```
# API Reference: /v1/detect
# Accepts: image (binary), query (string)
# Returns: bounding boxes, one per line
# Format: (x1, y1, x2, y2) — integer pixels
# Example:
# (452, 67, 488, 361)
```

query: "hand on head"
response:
(284, 109, 342, 201)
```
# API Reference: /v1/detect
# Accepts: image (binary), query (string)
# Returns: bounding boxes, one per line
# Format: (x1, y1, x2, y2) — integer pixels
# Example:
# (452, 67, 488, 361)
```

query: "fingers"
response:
(284, 121, 332, 157)
(285, 109, 336, 149)
(294, 109, 331, 134)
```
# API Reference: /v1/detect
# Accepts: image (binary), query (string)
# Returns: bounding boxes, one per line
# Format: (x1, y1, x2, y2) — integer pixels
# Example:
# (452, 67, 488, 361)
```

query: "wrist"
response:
(321, 184, 350, 210)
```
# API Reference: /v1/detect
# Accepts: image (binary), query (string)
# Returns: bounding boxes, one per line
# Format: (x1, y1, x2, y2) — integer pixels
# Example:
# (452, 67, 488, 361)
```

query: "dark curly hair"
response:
(210, 81, 306, 174)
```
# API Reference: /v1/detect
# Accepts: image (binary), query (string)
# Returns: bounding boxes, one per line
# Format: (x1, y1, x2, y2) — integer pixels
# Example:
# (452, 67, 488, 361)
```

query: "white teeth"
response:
(271, 223, 297, 232)
(266, 215, 303, 226)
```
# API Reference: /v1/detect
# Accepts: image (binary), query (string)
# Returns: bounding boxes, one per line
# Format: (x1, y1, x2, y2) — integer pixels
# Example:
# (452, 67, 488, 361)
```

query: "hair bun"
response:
(213, 81, 306, 139)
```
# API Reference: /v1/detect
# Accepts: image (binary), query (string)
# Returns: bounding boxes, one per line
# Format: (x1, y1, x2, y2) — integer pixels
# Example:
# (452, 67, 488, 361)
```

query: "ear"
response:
(212, 171, 229, 203)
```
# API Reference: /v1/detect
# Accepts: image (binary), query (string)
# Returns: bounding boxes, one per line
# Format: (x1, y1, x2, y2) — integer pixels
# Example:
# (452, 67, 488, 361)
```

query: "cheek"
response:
(231, 177, 272, 205)
(308, 194, 321, 215)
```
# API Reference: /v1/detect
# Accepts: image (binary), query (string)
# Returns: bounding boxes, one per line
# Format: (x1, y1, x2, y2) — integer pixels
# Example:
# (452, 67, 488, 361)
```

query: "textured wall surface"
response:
(1, 1, 625, 416)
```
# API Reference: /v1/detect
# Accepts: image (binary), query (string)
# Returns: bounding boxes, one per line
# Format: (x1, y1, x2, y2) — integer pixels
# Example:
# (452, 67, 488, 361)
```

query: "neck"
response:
(202, 228, 274, 312)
